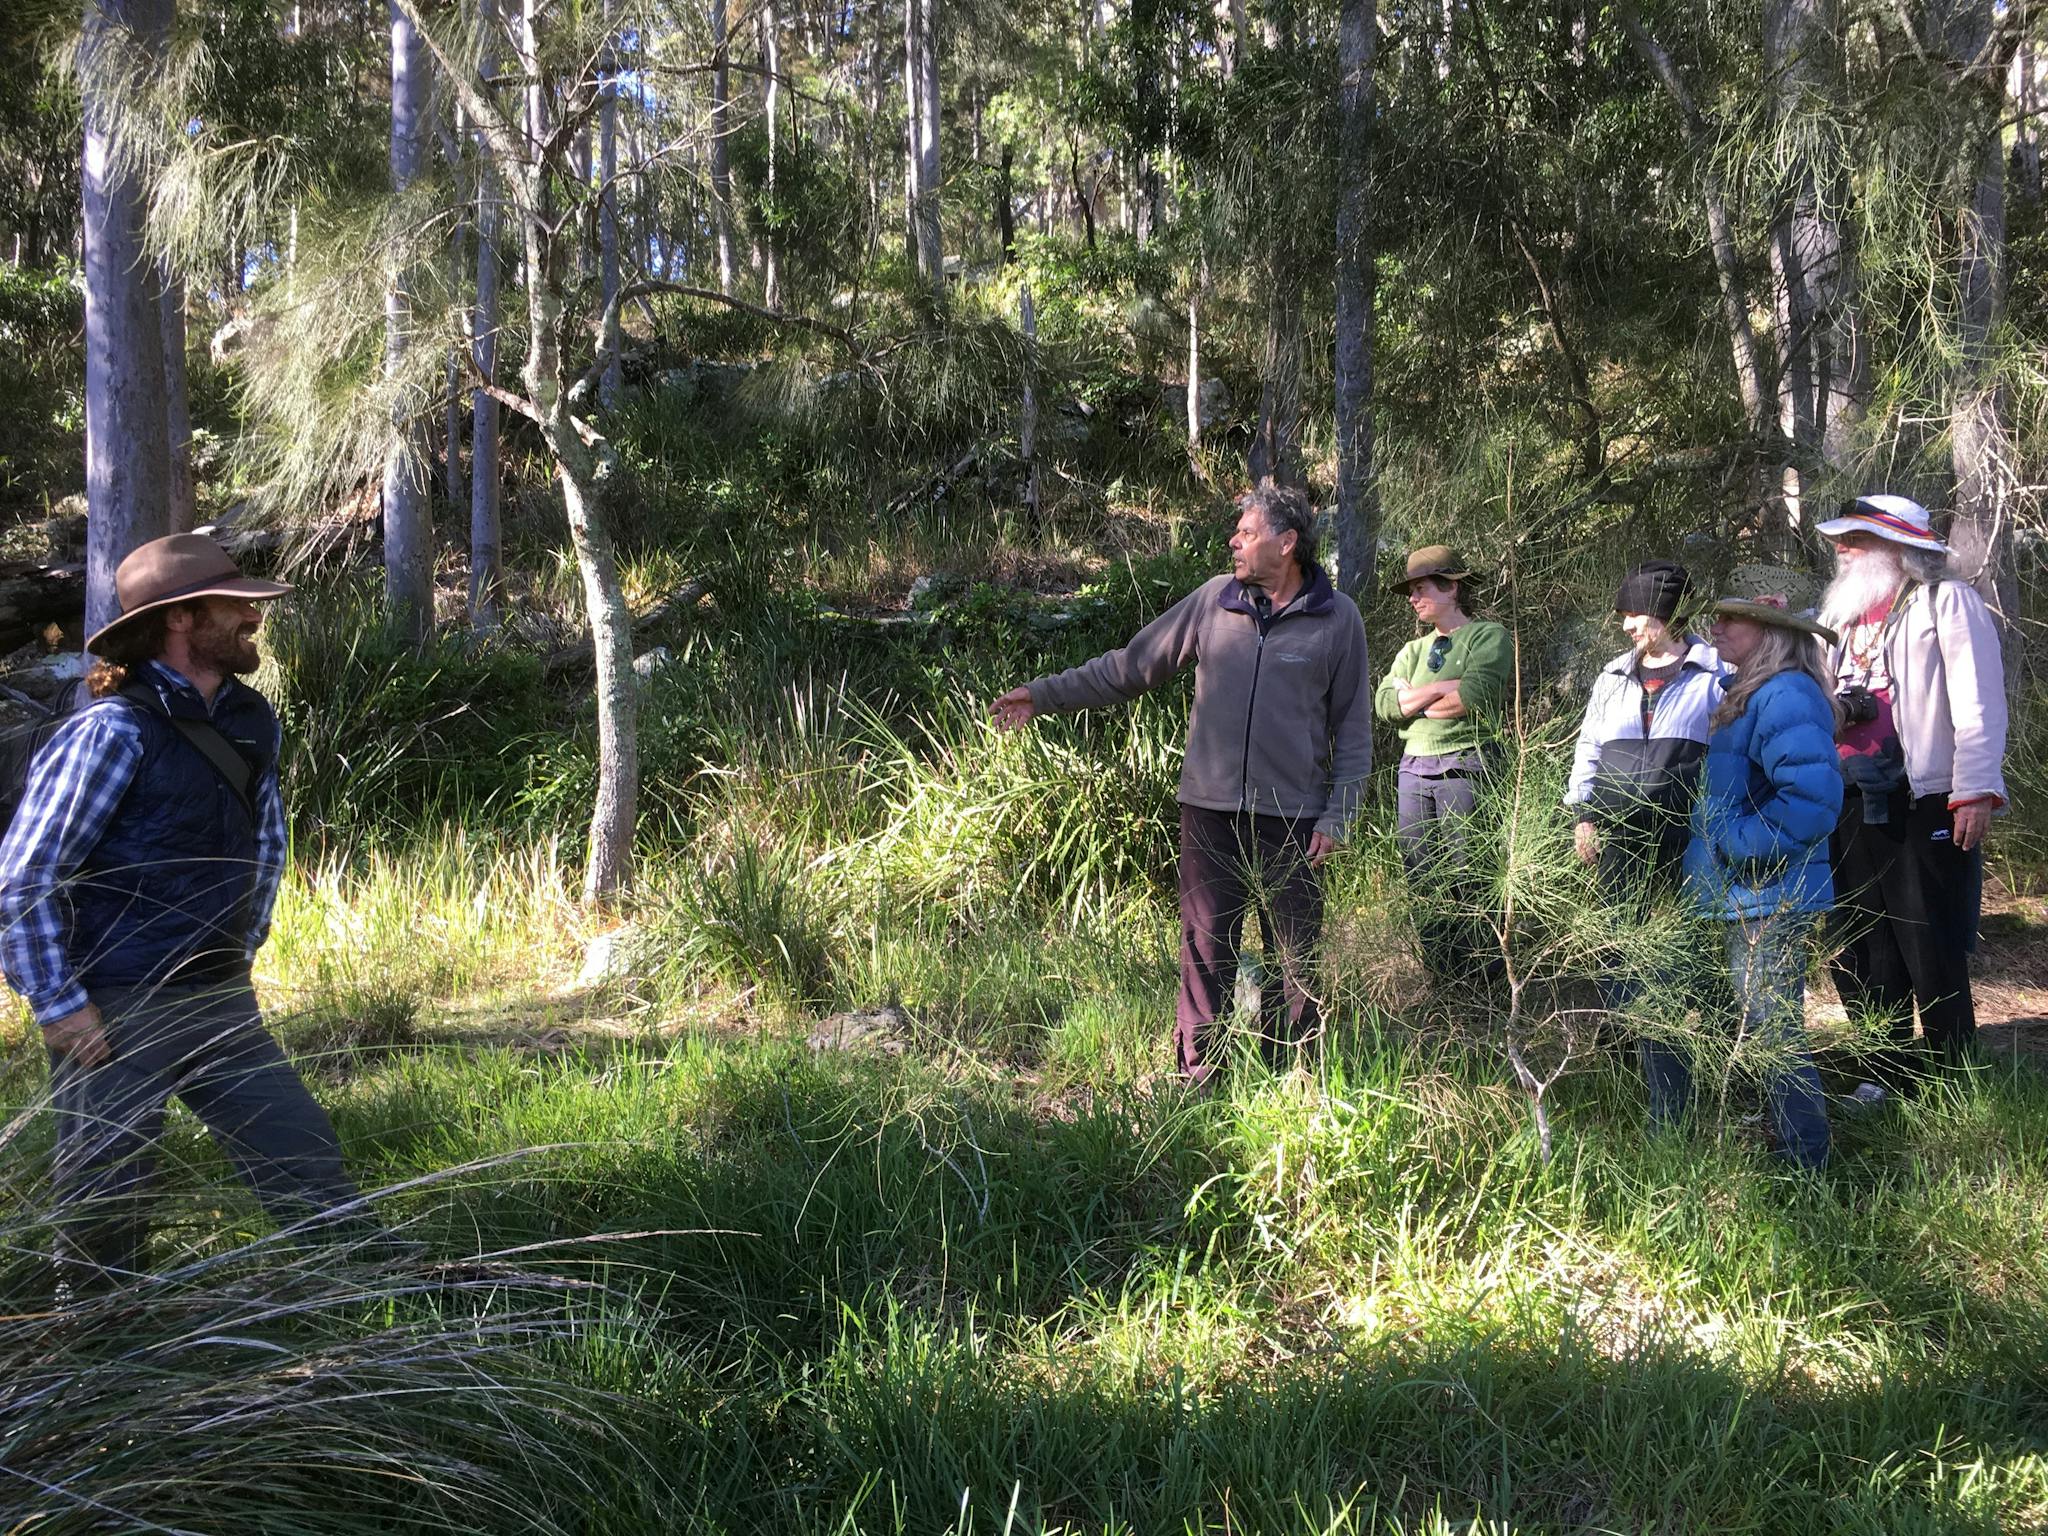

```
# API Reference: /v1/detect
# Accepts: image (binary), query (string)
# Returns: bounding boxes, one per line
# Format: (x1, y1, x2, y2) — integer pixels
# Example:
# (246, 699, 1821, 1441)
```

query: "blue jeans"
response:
(1638, 915, 1831, 1169)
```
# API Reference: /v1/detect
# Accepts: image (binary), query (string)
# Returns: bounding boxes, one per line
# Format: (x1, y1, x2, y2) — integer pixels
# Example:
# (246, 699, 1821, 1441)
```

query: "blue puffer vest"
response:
(70, 665, 279, 991)
(1681, 669, 1844, 920)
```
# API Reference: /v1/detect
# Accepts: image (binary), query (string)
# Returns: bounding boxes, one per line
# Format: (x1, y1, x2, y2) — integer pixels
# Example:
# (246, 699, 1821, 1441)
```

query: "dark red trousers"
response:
(1175, 804, 1325, 1074)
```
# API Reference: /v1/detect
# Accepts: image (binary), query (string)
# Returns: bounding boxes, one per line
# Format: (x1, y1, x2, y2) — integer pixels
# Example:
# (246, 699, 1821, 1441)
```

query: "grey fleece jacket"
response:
(1024, 566, 1374, 839)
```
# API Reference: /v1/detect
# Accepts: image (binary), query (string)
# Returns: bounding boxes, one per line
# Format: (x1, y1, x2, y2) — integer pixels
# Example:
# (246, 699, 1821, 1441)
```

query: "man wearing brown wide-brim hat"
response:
(0, 533, 365, 1289)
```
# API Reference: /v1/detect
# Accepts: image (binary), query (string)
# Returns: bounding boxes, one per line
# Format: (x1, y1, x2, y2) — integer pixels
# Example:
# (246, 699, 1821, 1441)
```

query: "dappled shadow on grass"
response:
(10, 1028, 2048, 1533)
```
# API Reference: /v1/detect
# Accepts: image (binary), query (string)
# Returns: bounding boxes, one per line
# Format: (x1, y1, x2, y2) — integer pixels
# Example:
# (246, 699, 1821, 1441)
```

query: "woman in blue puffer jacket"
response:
(1648, 567, 1844, 1169)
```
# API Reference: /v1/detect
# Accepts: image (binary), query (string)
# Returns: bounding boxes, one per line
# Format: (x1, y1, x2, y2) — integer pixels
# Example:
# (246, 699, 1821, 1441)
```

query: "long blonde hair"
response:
(1712, 624, 1844, 733)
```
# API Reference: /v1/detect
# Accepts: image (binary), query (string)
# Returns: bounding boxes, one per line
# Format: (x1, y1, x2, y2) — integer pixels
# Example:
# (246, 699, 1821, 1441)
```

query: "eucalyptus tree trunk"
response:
(470, 0, 505, 629)
(1185, 259, 1202, 448)
(914, 0, 942, 292)
(1763, 0, 1865, 535)
(759, 0, 781, 308)
(401, 0, 638, 898)
(1249, 280, 1304, 489)
(1944, 0, 2018, 635)
(383, 0, 434, 644)
(599, 3, 622, 404)
(1331, 0, 1375, 599)
(1019, 285, 1040, 534)
(1617, 1, 1769, 440)
(711, 0, 736, 294)
(2011, 42, 2042, 207)
(901, 0, 925, 278)
(81, 0, 173, 638)
(443, 104, 467, 516)
(1248, 2, 1304, 490)
(160, 263, 196, 534)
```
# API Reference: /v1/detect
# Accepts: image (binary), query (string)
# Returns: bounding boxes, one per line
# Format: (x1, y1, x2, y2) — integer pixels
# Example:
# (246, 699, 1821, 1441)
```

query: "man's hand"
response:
(1308, 831, 1338, 867)
(990, 686, 1038, 731)
(43, 1003, 109, 1069)
(1573, 821, 1599, 866)
(1952, 800, 1994, 852)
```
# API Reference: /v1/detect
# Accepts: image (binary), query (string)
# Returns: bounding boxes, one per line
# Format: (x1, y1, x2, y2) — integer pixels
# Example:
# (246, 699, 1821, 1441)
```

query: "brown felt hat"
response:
(1388, 544, 1473, 594)
(1707, 563, 1837, 645)
(85, 533, 294, 656)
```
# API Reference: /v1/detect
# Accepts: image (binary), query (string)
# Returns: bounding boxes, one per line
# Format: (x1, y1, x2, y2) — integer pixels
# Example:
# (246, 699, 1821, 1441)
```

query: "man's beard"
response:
(1821, 549, 1905, 631)
(193, 618, 261, 676)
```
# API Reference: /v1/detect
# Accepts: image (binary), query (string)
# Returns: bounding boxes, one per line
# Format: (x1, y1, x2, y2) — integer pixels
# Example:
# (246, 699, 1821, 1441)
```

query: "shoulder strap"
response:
(117, 682, 256, 813)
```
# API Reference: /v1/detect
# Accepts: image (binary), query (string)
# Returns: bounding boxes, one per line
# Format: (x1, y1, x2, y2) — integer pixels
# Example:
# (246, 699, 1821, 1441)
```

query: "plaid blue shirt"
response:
(0, 663, 287, 1025)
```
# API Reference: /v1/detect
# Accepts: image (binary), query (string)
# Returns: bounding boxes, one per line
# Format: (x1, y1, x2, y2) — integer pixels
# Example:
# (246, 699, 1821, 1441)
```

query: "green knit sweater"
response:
(1373, 619, 1513, 757)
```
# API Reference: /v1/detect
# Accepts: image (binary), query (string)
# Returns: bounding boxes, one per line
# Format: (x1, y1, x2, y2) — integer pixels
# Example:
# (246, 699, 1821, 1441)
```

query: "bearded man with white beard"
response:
(1815, 494, 2008, 1104)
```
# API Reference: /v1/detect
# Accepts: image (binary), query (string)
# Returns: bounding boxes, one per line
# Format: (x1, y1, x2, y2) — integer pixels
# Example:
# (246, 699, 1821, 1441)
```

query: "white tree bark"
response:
(599, 0, 622, 405)
(400, 0, 638, 897)
(383, 0, 435, 644)
(471, 0, 505, 629)
(711, 0, 736, 294)
(759, 0, 781, 308)
(1332, 0, 1376, 599)
(160, 262, 196, 534)
(81, 0, 173, 639)
(915, 0, 942, 291)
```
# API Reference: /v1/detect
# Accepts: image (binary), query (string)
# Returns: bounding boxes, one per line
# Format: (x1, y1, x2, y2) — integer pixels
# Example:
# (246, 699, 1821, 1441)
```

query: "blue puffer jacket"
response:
(1681, 670, 1844, 920)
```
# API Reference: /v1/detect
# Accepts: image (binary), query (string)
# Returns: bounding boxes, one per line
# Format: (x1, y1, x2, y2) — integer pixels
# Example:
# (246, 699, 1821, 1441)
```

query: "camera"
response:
(1836, 685, 1878, 727)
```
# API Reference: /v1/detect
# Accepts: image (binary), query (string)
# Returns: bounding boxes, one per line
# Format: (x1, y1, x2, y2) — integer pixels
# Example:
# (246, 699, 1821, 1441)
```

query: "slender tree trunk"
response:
(1249, 280, 1304, 488)
(82, 0, 173, 637)
(1764, 0, 1864, 539)
(2010, 42, 2041, 206)
(600, 2, 623, 404)
(711, 0, 735, 294)
(1617, 1, 1770, 439)
(1186, 256, 1202, 448)
(1019, 286, 1040, 535)
(997, 141, 1015, 263)
(160, 262, 196, 534)
(760, 0, 781, 308)
(1945, 0, 2018, 636)
(1332, 0, 1376, 599)
(913, 0, 942, 289)
(444, 105, 467, 517)
(471, 0, 505, 629)
(382, 0, 434, 644)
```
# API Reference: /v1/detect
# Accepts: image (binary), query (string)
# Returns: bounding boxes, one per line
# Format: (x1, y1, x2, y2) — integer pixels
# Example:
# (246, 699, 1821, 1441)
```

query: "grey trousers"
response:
(49, 977, 358, 1280)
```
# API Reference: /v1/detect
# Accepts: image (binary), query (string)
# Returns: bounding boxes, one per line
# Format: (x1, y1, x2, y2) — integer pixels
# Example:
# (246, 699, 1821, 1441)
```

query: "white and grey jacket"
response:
(1563, 639, 1726, 824)
(1834, 580, 2007, 806)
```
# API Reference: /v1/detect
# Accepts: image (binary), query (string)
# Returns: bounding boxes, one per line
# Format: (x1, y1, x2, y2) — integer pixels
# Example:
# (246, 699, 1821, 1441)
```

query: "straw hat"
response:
(86, 534, 294, 656)
(1814, 493, 1949, 553)
(1707, 563, 1837, 645)
(1387, 545, 1473, 594)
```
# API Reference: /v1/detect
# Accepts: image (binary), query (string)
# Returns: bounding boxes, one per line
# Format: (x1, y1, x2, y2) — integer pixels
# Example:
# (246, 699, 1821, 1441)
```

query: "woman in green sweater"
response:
(1374, 546, 1514, 982)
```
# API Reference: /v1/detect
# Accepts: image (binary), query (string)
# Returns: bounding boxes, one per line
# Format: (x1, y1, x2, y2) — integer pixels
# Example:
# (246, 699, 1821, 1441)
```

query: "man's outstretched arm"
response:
(992, 582, 1210, 728)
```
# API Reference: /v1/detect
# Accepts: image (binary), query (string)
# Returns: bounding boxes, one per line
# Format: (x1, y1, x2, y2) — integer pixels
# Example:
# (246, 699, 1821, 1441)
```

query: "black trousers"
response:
(1828, 788, 1981, 1090)
(1175, 805, 1324, 1075)
(50, 978, 359, 1282)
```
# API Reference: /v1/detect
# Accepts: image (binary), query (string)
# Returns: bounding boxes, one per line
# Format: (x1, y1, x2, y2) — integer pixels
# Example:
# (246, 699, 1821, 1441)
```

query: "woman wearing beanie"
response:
(1647, 567, 1843, 1169)
(1564, 561, 1726, 1018)
(1374, 546, 1514, 983)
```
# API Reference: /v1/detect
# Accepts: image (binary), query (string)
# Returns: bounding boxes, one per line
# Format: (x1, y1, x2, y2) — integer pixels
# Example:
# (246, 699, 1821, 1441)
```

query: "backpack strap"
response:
(117, 681, 257, 815)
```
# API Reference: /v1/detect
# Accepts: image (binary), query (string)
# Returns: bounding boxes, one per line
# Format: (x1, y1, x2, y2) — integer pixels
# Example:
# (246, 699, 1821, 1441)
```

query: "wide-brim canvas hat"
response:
(1814, 493, 1949, 553)
(1388, 544, 1473, 594)
(85, 533, 294, 656)
(1708, 563, 1837, 645)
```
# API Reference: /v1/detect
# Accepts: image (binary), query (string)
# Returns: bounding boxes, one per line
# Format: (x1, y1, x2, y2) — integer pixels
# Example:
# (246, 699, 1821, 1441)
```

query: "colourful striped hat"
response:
(1815, 493, 1949, 553)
